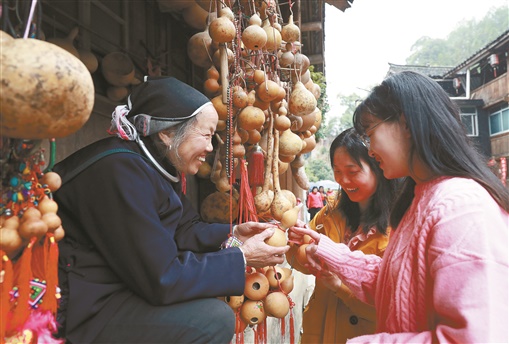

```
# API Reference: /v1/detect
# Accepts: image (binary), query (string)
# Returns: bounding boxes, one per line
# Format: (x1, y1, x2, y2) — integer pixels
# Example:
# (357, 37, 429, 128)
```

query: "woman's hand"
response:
(287, 224, 320, 245)
(240, 228, 290, 268)
(287, 225, 325, 272)
(233, 221, 276, 243)
(319, 270, 343, 292)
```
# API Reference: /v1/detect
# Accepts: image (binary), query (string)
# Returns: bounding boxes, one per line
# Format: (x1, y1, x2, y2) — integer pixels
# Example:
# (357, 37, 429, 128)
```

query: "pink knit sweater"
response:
(315, 177, 509, 343)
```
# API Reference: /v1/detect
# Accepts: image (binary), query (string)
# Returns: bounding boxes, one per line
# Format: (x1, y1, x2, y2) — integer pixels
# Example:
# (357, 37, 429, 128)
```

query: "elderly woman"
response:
(53, 77, 289, 343)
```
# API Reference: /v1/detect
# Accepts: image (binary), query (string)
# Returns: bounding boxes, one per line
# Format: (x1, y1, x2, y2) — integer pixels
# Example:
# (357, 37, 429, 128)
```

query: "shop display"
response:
(188, 2, 321, 342)
(1, 12, 94, 342)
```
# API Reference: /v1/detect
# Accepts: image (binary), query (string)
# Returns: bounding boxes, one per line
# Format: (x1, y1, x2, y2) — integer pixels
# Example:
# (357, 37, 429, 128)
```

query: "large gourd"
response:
(288, 81, 316, 117)
(0, 34, 94, 139)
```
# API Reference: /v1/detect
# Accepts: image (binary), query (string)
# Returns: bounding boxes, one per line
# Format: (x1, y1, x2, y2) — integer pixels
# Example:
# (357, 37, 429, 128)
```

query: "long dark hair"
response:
(353, 71, 509, 228)
(329, 128, 400, 235)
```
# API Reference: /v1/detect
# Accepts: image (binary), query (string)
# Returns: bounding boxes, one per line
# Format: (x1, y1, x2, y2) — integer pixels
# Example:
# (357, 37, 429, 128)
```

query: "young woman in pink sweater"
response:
(289, 71, 509, 343)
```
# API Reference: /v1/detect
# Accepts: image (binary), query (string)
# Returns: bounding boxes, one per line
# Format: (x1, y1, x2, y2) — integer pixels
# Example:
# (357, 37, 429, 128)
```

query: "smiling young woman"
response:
(288, 128, 400, 344)
(289, 71, 509, 343)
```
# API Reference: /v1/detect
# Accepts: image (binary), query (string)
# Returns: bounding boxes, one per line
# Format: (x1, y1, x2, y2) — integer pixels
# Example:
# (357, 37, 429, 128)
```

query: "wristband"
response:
(221, 235, 243, 249)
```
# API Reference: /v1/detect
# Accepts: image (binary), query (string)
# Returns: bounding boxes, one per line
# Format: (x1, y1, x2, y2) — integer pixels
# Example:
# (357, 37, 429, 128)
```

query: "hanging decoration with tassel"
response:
(0, 137, 64, 343)
(246, 145, 264, 193)
(238, 159, 259, 223)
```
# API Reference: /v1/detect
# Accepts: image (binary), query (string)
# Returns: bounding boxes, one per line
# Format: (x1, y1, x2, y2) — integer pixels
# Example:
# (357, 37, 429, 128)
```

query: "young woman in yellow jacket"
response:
(288, 128, 401, 343)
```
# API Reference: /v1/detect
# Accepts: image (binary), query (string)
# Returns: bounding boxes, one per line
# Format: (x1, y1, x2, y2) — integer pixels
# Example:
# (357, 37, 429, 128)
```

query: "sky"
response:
(323, 0, 508, 117)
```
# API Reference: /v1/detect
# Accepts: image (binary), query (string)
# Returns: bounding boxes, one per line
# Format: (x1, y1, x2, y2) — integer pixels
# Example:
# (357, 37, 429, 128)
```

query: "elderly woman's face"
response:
(177, 104, 218, 175)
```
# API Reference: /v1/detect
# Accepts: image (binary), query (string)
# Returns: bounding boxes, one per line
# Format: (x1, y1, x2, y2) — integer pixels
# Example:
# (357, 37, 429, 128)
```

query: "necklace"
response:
(136, 137, 180, 183)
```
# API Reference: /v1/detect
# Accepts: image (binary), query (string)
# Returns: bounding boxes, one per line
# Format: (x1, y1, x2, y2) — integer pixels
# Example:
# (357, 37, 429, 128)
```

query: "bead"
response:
(9, 176, 19, 187)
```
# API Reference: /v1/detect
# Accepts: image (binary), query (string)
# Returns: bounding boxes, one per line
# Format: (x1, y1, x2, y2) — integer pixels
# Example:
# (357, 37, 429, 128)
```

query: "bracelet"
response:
(221, 235, 243, 249)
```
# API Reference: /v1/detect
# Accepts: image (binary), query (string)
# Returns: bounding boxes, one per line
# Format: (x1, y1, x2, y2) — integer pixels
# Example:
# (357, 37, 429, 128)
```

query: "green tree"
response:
(305, 158, 333, 182)
(309, 65, 330, 141)
(406, 6, 508, 66)
(320, 92, 362, 140)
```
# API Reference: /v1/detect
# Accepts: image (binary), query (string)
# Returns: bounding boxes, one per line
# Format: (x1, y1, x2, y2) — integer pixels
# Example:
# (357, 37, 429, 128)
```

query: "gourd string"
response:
(43, 138, 56, 173)
(22, 0, 37, 39)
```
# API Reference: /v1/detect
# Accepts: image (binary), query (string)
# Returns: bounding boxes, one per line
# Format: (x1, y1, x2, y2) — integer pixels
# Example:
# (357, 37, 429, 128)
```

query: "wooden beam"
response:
(308, 54, 324, 65)
(301, 21, 322, 32)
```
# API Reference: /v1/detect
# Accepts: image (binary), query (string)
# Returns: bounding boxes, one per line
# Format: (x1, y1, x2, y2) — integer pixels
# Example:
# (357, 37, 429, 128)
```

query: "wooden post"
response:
(217, 0, 229, 103)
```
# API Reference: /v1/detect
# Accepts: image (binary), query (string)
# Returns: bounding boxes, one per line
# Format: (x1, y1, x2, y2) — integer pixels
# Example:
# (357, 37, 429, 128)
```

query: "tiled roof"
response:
(443, 29, 509, 77)
(325, 0, 354, 12)
(386, 63, 453, 78)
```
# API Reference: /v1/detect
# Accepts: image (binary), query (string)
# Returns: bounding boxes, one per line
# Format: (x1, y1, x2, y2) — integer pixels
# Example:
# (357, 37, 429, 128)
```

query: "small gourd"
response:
(280, 274, 294, 294)
(264, 291, 290, 318)
(280, 203, 303, 229)
(265, 266, 286, 289)
(244, 272, 270, 300)
(240, 300, 266, 326)
(224, 295, 245, 310)
(209, 15, 236, 43)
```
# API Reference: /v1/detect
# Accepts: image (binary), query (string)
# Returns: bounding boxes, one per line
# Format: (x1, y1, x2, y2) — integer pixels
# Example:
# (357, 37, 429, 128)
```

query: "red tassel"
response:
(289, 307, 295, 344)
(247, 145, 264, 188)
(181, 173, 187, 195)
(257, 320, 267, 344)
(280, 316, 286, 338)
(252, 326, 257, 344)
(1, 252, 13, 343)
(9, 238, 36, 333)
(40, 235, 59, 315)
(239, 159, 258, 223)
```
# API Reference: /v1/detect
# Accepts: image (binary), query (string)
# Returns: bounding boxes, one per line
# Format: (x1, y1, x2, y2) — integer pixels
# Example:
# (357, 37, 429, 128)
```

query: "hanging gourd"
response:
(263, 23, 282, 53)
(240, 299, 266, 326)
(280, 204, 303, 230)
(0, 34, 94, 139)
(209, 15, 236, 43)
(265, 266, 286, 288)
(242, 23, 267, 50)
(264, 291, 290, 318)
(264, 228, 287, 247)
(244, 271, 270, 300)
(237, 105, 265, 131)
(187, 28, 213, 68)
(225, 295, 245, 311)
(256, 80, 281, 102)
(281, 14, 300, 43)
(288, 81, 317, 117)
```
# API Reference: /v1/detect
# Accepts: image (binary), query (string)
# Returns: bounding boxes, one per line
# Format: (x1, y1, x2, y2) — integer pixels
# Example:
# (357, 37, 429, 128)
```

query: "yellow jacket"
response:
(289, 201, 390, 344)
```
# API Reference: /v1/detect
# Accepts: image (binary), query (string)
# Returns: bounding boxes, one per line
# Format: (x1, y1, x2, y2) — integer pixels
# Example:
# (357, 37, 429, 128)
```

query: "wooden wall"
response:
(38, 0, 205, 204)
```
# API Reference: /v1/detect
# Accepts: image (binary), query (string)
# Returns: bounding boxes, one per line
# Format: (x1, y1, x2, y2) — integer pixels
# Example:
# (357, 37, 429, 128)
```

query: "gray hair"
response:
(150, 115, 199, 168)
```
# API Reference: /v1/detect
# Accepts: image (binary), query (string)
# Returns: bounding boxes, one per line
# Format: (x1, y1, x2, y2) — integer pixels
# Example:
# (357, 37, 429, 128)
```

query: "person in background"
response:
(306, 186, 323, 220)
(318, 186, 327, 206)
(288, 128, 400, 343)
(325, 187, 335, 205)
(53, 77, 289, 344)
(289, 71, 509, 343)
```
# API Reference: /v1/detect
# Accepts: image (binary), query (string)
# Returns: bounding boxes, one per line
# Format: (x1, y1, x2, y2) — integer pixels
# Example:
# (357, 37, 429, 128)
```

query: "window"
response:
(489, 107, 509, 135)
(460, 107, 478, 136)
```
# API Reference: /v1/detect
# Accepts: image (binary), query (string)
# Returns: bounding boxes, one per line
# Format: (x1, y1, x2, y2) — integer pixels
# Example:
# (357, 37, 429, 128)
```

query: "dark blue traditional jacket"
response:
(53, 137, 245, 343)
